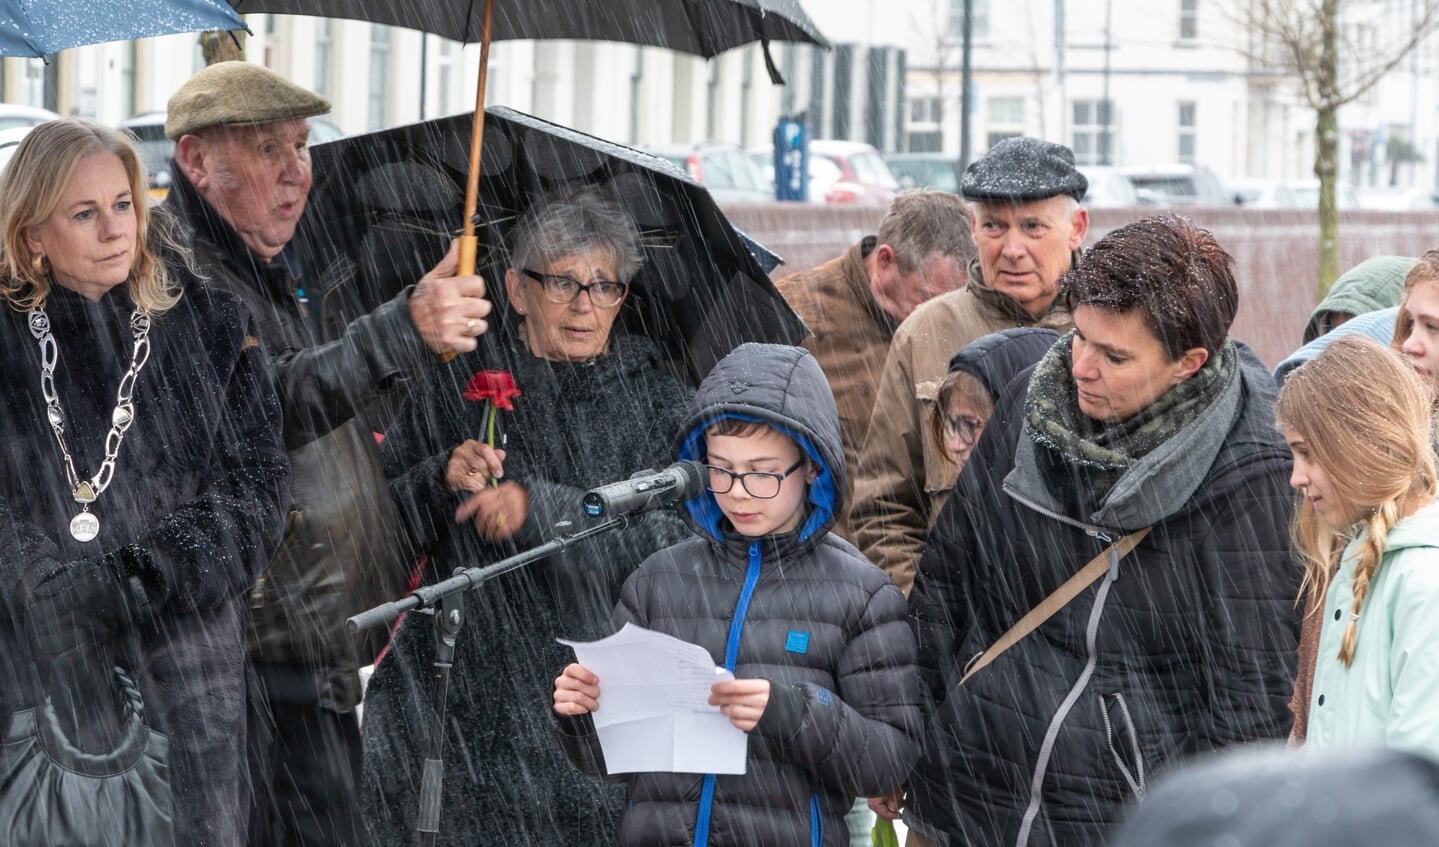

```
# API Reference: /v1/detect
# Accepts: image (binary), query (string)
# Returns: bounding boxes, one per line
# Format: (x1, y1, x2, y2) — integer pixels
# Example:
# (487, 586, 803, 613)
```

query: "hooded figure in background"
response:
(1300, 255, 1414, 344)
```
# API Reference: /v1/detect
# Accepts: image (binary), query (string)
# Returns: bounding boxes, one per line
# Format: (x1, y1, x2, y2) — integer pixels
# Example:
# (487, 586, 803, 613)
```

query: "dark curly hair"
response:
(1062, 215, 1237, 360)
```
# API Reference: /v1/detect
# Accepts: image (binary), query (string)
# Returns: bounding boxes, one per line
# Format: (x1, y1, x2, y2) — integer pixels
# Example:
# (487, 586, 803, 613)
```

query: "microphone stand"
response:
(347, 515, 631, 847)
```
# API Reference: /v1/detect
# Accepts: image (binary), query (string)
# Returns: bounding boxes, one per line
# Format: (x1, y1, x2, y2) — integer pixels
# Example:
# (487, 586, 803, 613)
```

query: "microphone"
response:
(582, 460, 706, 518)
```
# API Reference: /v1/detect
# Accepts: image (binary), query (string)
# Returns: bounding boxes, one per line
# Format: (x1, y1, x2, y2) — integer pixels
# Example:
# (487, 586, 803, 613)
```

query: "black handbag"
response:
(0, 666, 174, 846)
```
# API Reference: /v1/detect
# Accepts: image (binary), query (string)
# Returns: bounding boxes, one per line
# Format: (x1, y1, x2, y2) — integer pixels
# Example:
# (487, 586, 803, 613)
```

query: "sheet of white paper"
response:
(559, 622, 748, 775)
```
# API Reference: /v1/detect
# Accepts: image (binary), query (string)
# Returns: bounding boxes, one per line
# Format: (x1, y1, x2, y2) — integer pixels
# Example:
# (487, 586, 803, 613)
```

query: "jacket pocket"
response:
(1099, 692, 1146, 801)
(250, 507, 303, 610)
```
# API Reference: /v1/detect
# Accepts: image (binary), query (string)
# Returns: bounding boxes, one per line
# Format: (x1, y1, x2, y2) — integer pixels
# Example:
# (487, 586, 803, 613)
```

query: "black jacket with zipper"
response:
(167, 169, 430, 710)
(906, 343, 1299, 847)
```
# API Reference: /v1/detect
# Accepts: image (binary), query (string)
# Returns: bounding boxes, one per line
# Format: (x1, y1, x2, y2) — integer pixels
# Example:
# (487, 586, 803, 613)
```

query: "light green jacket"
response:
(1307, 503, 1439, 757)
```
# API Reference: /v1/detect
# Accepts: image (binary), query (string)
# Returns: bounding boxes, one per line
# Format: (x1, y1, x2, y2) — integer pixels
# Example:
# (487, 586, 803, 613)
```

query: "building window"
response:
(1071, 99, 1113, 166)
(908, 130, 942, 153)
(948, 0, 990, 41)
(1179, 0, 1198, 40)
(987, 131, 1021, 149)
(367, 25, 390, 131)
(910, 96, 942, 123)
(437, 39, 459, 113)
(1178, 101, 1196, 163)
(988, 97, 1024, 125)
(315, 19, 332, 97)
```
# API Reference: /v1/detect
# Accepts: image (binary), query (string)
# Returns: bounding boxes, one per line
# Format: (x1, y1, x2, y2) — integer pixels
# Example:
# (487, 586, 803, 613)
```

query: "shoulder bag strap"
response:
(959, 527, 1152, 686)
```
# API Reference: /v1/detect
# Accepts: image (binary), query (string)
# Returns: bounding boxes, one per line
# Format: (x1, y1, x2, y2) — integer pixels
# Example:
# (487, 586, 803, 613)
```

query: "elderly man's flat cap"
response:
(961, 137, 1088, 203)
(165, 61, 331, 140)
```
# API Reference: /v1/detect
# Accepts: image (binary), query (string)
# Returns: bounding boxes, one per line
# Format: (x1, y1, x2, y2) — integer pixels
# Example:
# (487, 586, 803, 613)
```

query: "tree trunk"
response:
(1315, 104, 1339, 299)
(1315, 0, 1341, 299)
(200, 30, 246, 65)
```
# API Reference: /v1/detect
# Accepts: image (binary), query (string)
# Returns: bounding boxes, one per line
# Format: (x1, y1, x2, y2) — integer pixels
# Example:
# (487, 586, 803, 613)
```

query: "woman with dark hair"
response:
(0, 119, 288, 845)
(900, 216, 1299, 846)
(359, 188, 693, 846)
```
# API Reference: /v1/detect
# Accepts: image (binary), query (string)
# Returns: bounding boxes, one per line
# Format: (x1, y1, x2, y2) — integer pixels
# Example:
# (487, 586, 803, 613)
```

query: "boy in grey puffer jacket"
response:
(553, 343, 923, 847)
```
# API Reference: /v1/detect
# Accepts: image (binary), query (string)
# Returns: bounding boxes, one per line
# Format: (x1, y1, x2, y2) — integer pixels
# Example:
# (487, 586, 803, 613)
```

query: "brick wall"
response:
(722, 203, 1439, 368)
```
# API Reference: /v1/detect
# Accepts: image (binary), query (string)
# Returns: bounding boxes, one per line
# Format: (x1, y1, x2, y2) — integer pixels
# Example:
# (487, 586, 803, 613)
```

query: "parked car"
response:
(885, 152, 960, 193)
(1231, 178, 1363, 210)
(809, 140, 900, 205)
(749, 148, 844, 204)
(1285, 179, 1360, 210)
(1230, 178, 1303, 209)
(1358, 186, 1439, 211)
(643, 141, 772, 203)
(1077, 166, 1141, 208)
(0, 126, 33, 176)
(118, 112, 347, 199)
(0, 103, 60, 131)
(1118, 164, 1230, 206)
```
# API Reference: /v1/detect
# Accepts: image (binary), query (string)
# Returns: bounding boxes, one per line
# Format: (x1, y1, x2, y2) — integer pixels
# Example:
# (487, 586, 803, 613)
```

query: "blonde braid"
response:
(1338, 500, 1401, 666)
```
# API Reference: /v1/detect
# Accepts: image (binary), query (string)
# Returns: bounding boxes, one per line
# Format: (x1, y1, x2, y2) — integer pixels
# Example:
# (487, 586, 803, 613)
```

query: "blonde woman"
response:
(1279, 334, 1439, 756)
(0, 119, 287, 845)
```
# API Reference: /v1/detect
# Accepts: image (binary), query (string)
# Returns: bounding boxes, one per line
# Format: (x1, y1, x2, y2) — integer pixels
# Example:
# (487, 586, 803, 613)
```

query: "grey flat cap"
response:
(962, 137, 1088, 203)
(166, 61, 331, 140)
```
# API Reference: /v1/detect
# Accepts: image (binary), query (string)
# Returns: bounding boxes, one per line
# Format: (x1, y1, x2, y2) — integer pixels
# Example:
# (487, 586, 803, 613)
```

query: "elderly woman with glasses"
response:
(360, 188, 694, 846)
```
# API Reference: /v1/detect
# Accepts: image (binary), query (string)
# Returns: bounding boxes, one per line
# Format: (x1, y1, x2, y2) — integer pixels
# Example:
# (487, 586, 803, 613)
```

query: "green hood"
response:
(1304, 256, 1416, 343)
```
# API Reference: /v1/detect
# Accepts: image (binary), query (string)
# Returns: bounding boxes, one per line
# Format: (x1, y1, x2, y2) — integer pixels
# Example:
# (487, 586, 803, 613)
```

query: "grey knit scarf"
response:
(1024, 333, 1238, 506)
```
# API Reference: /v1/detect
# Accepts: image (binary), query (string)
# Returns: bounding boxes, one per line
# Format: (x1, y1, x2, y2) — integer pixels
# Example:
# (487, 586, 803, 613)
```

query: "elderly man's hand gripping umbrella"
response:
(409, 239, 494, 355)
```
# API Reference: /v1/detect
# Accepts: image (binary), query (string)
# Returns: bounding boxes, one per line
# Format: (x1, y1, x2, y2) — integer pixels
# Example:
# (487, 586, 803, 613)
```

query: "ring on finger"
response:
(466, 318, 478, 334)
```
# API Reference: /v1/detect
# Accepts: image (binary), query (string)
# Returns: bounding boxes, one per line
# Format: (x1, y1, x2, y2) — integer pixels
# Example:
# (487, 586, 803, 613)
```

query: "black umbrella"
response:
(294, 105, 806, 388)
(230, 0, 827, 330)
(229, 0, 825, 57)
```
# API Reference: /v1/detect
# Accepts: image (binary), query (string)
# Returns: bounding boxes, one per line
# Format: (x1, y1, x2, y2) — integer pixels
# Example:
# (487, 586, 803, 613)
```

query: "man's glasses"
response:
(521, 268, 628, 308)
(941, 413, 986, 446)
(704, 458, 806, 499)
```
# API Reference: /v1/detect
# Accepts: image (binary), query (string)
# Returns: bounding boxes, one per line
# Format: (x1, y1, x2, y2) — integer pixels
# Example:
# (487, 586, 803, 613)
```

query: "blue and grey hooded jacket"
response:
(558, 343, 924, 847)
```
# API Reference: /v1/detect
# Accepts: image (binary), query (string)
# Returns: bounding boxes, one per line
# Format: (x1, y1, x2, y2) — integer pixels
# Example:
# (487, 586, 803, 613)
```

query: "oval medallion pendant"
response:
(70, 511, 99, 543)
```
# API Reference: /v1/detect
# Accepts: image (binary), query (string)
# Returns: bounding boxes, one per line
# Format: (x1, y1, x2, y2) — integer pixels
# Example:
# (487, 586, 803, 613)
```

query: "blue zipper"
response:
(810, 794, 823, 846)
(694, 541, 764, 847)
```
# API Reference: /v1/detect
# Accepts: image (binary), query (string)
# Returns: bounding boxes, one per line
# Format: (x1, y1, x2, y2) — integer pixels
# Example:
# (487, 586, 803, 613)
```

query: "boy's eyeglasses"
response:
(941, 413, 986, 445)
(704, 458, 806, 499)
(521, 268, 628, 308)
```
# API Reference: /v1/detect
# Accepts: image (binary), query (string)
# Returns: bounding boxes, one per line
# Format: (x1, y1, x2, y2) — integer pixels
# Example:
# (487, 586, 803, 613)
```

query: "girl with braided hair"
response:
(1279, 333, 1439, 756)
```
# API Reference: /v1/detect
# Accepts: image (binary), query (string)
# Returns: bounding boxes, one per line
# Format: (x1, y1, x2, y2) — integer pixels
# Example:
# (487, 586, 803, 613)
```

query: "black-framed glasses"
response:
(940, 413, 986, 446)
(521, 268, 628, 308)
(704, 458, 806, 499)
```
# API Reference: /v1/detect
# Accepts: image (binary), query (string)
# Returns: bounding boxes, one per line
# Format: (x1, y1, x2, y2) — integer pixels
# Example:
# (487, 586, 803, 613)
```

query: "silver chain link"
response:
(29, 307, 152, 503)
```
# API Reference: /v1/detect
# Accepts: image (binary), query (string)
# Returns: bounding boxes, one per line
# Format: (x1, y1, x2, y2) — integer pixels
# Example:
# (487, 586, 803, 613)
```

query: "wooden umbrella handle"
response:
(440, 0, 495, 364)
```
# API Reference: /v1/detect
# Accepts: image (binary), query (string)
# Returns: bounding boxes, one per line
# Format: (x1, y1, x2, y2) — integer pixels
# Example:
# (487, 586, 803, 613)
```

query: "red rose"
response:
(463, 370, 522, 411)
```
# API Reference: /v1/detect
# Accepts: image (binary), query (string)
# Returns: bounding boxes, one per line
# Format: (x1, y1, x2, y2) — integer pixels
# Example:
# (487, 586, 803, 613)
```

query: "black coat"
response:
(360, 330, 693, 846)
(556, 342, 924, 847)
(906, 347, 1299, 847)
(167, 171, 427, 707)
(0, 279, 289, 847)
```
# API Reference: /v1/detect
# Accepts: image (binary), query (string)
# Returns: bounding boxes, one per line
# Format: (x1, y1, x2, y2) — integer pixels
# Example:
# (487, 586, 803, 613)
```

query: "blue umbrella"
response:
(0, 0, 246, 57)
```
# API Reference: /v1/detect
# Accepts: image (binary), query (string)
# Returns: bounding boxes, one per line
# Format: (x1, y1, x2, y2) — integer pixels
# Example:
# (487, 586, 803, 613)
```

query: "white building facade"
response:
(903, 0, 1439, 189)
(2, 2, 1436, 190)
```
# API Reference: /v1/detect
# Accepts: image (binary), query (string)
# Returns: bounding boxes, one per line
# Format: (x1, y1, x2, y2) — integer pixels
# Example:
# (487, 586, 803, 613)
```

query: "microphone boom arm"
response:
(346, 515, 630, 633)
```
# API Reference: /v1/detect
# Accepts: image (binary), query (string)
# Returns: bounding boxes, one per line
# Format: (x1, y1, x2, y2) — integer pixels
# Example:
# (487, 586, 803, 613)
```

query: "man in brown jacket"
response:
(776, 190, 972, 541)
(849, 138, 1087, 596)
